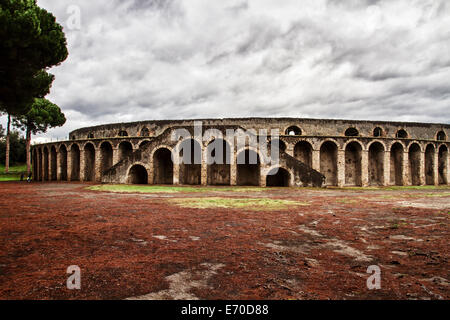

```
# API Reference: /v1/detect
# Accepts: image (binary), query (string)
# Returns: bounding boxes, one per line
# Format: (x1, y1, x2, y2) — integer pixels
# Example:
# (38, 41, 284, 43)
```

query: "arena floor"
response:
(0, 182, 448, 300)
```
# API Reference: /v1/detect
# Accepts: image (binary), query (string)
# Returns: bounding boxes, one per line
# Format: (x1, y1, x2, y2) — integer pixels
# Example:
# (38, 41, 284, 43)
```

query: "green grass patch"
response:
(168, 197, 310, 210)
(88, 184, 268, 194)
(0, 164, 27, 181)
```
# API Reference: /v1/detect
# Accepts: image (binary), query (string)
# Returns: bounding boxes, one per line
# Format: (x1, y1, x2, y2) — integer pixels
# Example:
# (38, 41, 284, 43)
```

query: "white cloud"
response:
(3, 0, 448, 141)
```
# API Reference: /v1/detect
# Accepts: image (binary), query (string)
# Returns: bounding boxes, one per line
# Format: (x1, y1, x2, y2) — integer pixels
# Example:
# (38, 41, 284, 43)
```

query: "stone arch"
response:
(294, 141, 313, 167)
(118, 141, 133, 162)
(153, 147, 173, 185)
(50, 146, 57, 181)
(425, 144, 435, 185)
(266, 167, 291, 187)
(438, 145, 448, 185)
(373, 127, 383, 137)
(179, 139, 202, 185)
(139, 140, 151, 149)
(320, 141, 338, 186)
(285, 126, 302, 136)
(83, 143, 96, 182)
(100, 141, 114, 174)
(237, 149, 260, 186)
(396, 129, 408, 139)
(43, 147, 49, 181)
(118, 130, 128, 137)
(70, 144, 81, 181)
(409, 143, 421, 186)
(207, 139, 231, 185)
(87, 133, 94, 139)
(390, 142, 404, 186)
(368, 142, 385, 186)
(128, 164, 149, 184)
(436, 131, 446, 141)
(140, 127, 150, 137)
(345, 141, 362, 186)
(59, 144, 68, 181)
(345, 127, 359, 137)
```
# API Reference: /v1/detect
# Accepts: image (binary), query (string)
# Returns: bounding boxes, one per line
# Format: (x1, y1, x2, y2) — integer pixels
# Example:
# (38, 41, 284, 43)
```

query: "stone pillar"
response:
(201, 150, 208, 186)
(312, 150, 320, 172)
(361, 150, 369, 187)
(433, 149, 439, 186)
(173, 164, 180, 185)
(260, 165, 267, 187)
(112, 148, 120, 165)
(403, 152, 410, 186)
(383, 151, 391, 186)
(94, 149, 102, 183)
(47, 153, 52, 181)
(285, 145, 294, 157)
(55, 150, 61, 181)
(67, 150, 73, 181)
(337, 149, 345, 187)
(79, 149, 86, 182)
(419, 151, 425, 186)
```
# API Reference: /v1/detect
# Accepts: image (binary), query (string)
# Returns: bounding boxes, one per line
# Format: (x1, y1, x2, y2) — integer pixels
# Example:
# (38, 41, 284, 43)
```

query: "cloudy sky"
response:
(3, 0, 450, 142)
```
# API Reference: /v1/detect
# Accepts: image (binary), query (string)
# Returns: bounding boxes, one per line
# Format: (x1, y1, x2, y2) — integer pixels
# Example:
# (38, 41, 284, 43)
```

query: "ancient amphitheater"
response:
(32, 118, 449, 188)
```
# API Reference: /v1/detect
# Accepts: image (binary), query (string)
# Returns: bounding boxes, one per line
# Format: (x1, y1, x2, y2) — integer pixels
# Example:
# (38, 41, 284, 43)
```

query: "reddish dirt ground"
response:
(0, 182, 448, 300)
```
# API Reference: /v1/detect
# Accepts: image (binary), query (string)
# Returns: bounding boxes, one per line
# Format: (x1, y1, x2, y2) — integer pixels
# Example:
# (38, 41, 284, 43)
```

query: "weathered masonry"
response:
(32, 118, 450, 187)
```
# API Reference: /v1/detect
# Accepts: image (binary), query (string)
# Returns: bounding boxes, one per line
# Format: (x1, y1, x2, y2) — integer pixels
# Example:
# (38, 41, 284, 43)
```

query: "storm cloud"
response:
(17, 0, 450, 141)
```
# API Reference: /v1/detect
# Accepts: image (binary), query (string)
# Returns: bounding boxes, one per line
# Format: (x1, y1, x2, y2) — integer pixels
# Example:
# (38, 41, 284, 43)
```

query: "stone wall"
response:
(33, 118, 450, 188)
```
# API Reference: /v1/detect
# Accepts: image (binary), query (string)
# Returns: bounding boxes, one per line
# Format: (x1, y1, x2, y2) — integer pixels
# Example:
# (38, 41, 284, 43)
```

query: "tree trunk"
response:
(5, 114, 10, 173)
(26, 126, 32, 176)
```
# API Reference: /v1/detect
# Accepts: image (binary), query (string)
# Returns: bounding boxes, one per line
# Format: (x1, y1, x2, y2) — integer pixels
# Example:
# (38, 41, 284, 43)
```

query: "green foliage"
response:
(0, 0, 68, 115)
(0, 124, 4, 138)
(14, 98, 66, 135)
(0, 130, 26, 165)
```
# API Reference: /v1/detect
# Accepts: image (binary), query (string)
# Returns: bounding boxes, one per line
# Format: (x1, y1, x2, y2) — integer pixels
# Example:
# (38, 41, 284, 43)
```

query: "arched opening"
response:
(100, 142, 113, 174)
(140, 140, 151, 149)
(425, 144, 435, 185)
(409, 143, 421, 186)
(345, 128, 359, 137)
(266, 167, 290, 187)
(59, 145, 68, 181)
(140, 127, 150, 137)
(285, 126, 302, 136)
(237, 149, 260, 186)
(390, 143, 404, 186)
(438, 145, 448, 185)
(87, 133, 94, 139)
(373, 127, 383, 137)
(70, 144, 80, 181)
(294, 141, 312, 167)
(118, 141, 133, 162)
(128, 165, 148, 184)
(269, 139, 287, 154)
(345, 142, 362, 186)
(320, 141, 338, 186)
(437, 131, 446, 141)
(396, 129, 408, 139)
(50, 146, 57, 181)
(179, 139, 202, 185)
(207, 139, 231, 185)
(43, 147, 49, 181)
(118, 130, 128, 137)
(37, 149, 43, 181)
(368, 142, 385, 186)
(153, 148, 173, 184)
(84, 143, 96, 182)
